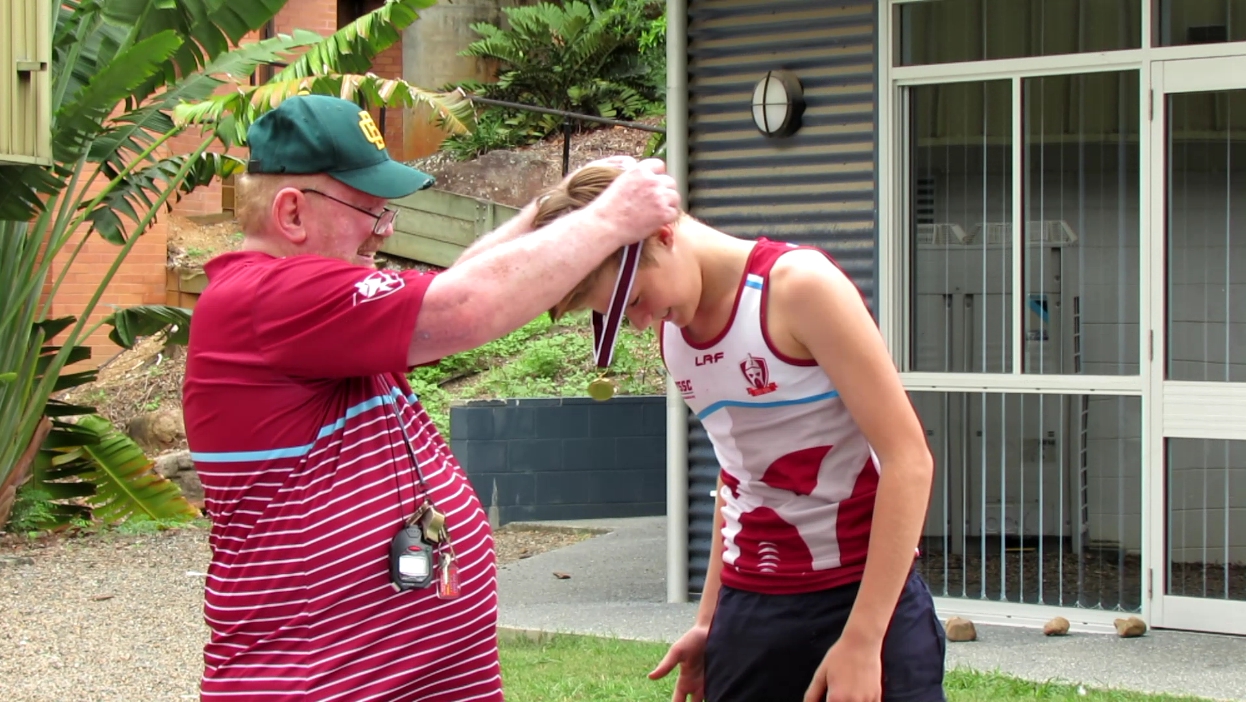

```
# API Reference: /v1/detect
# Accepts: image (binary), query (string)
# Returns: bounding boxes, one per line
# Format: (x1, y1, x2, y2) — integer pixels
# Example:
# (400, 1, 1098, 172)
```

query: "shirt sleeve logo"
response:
(353, 270, 405, 305)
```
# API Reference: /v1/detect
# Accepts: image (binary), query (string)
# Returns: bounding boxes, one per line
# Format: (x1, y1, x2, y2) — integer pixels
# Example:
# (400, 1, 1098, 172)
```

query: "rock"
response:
(0, 556, 34, 569)
(552, 571, 571, 580)
(154, 450, 194, 478)
(153, 450, 202, 504)
(1114, 616, 1148, 638)
(1044, 616, 1070, 636)
(126, 409, 185, 454)
(944, 617, 977, 642)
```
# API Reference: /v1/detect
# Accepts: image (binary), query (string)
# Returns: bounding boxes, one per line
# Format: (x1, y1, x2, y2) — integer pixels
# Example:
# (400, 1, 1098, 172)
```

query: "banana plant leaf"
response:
(33, 415, 200, 529)
(103, 305, 192, 350)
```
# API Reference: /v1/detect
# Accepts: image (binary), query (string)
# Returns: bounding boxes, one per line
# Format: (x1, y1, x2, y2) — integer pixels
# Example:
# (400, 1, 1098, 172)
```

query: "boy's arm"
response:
(771, 251, 934, 649)
(695, 475, 727, 629)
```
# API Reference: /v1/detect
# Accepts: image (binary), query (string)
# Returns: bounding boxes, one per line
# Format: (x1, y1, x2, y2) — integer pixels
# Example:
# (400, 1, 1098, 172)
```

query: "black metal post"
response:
(562, 119, 573, 177)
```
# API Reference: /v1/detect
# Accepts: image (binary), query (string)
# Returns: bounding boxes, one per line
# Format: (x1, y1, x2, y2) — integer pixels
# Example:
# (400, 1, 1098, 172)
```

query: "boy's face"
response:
(580, 226, 700, 331)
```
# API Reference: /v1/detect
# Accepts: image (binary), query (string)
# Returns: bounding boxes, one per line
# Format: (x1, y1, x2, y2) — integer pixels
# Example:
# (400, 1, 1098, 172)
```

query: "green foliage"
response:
(443, 0, 667, 159)
(30, 414, 200, 530)
(408, 313, 665, 436)
(7, 486, 58, 535)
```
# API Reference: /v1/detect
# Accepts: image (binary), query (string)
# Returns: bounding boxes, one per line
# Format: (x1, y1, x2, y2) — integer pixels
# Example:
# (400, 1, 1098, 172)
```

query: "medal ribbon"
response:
(592, 242, 643, 370)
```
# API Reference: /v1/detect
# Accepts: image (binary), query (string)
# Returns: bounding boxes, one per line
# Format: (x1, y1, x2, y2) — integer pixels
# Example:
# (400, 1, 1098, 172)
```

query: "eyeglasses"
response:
(300, 189, 398, 235)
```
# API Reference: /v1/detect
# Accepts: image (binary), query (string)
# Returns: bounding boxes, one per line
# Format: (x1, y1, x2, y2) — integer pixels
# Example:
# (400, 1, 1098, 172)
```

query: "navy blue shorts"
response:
(703, 569, 947, 702)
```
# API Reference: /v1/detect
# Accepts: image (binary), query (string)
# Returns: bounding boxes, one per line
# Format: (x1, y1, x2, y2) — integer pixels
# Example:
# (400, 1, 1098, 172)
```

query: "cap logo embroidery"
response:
(358, 111, 386, 150)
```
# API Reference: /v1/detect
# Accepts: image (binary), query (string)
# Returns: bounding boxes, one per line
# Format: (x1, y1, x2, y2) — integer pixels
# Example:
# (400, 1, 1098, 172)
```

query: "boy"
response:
(534, 165, 946, 702)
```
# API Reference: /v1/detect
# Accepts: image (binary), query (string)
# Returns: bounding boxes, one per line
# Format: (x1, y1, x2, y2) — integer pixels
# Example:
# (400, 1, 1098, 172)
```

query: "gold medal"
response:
(588, 242, 643, 403)
(587, 376, 617, 402)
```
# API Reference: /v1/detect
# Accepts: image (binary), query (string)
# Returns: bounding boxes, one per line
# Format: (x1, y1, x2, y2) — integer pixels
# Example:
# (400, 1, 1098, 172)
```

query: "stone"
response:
(944, 616, 977, 642)
(1044, 616, 1070, 636)
(126, 409, 185, 454)
(153, 450, 202, 504)
(0, 556, 34, 569)
(1114, 616, 1148, 638)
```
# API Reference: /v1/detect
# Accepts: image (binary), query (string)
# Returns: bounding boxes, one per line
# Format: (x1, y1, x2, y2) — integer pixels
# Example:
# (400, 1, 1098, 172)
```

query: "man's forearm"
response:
(841, 455, 933, 646)
(410, 204, 628, 364)
(453, 201, 539, 266)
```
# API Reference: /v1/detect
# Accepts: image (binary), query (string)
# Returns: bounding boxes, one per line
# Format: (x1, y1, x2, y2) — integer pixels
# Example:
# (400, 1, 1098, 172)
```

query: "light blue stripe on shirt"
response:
(191, 387, 417, 463)
(696, 390, 839, 421)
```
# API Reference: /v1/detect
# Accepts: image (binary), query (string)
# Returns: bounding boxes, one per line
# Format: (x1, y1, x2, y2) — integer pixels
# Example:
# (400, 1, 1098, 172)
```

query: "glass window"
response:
(1159, 0, 1246, 46)
(899, 0, 1141, 66)
(913, 391, 1143, 610)
(1166, 439, 1246, 601)
(909, 80, 1013, 373)
(1024, 72, 1141, 376)
(1166, 90, 1246, 382)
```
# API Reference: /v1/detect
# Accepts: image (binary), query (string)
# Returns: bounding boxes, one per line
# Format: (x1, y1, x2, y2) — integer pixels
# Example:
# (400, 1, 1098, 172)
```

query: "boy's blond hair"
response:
(535, 165, 677, 320)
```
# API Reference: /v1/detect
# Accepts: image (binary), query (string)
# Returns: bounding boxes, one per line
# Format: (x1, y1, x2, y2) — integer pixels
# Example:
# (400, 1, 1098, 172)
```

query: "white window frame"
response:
(877, 0, 1246, 632)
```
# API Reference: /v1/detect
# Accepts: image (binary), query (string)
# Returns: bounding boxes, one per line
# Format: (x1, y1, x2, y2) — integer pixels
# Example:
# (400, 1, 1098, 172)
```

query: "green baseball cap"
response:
(246, 93, 435, 199)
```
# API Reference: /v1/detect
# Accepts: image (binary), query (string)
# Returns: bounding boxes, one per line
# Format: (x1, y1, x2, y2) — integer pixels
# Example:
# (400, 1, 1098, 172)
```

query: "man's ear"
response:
(271, 188, 308, 244)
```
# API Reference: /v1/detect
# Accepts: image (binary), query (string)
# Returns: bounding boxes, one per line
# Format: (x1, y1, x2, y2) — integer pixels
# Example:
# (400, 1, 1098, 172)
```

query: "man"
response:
(181, 94, 680, 701)
(530, 166, 945, 702)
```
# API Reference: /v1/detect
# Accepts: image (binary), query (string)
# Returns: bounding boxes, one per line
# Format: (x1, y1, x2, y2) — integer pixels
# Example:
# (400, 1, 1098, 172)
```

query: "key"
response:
(405, 500, 432, 528)
(437, 551, 461, 600)
(421, 508, 447, 544)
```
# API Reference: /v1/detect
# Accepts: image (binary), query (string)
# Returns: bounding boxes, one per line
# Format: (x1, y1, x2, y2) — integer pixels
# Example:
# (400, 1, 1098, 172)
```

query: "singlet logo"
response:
(675, 379, 694, 398)
(740, 354, 778, 396)
(353, 270, 404, 305)
(358, 110, 386, 150)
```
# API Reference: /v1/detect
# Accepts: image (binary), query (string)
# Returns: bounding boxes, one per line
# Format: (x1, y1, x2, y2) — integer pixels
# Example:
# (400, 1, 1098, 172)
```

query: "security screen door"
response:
(1151, 55, 1246, 636)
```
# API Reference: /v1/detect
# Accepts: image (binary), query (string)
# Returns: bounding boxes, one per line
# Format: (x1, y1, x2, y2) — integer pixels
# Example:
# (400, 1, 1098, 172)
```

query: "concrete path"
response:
(496, 516, 1246, 702)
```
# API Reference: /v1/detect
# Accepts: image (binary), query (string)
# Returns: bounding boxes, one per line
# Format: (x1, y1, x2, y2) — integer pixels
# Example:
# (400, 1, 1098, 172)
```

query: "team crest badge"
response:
(353, 270, 404, 305)
(740, 354, 778, 396)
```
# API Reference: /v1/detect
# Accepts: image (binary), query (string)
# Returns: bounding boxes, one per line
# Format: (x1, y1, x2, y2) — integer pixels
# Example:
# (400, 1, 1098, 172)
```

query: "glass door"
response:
(1150, 56, 1246, 636)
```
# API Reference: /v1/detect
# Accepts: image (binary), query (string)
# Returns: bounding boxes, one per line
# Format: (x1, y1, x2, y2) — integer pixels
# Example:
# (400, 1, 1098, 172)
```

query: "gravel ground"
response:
(0, 523, 594, 702)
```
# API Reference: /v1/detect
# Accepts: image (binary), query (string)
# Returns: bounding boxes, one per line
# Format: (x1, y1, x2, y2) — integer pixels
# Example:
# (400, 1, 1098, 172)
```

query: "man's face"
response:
(295, 177, 394, 268)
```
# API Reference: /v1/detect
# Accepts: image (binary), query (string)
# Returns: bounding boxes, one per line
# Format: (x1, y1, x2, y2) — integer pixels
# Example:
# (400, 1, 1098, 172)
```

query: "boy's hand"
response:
(803, 636, 882, 702)
(648, 624, 709, 702)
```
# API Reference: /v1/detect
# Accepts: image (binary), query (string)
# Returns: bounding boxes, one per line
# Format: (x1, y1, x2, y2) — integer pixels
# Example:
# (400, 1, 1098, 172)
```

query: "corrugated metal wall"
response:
(683, 0, 879, 598)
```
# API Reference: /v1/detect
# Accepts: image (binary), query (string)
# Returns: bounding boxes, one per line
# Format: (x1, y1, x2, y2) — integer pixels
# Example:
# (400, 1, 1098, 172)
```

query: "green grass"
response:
(408, 312, 667, 435)
(497, 634, 1214, 702)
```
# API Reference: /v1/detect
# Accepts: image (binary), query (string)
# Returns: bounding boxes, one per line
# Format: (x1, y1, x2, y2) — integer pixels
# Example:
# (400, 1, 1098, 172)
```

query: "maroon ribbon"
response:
(592, 242, 643, 370)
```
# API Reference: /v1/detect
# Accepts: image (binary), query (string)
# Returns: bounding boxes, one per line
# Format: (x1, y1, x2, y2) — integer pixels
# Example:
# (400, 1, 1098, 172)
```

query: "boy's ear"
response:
(652, 223, 676, 248)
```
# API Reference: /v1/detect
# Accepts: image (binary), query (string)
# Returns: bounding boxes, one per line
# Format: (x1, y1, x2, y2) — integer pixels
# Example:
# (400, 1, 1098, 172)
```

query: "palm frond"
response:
(86, 151, 247, 244)
(103, 305, 192, 350)
(175, 74, 475, 147)
(274, 0, 436, 81)
(35, 415, 200, 528)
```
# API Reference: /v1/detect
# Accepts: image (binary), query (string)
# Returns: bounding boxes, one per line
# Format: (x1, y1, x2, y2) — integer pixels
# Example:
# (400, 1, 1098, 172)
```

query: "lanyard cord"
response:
(387, 392, 440, 518)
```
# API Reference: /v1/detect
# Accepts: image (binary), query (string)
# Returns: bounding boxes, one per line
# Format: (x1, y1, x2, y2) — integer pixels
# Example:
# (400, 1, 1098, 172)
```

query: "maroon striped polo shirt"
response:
(183, 251, 501, 701)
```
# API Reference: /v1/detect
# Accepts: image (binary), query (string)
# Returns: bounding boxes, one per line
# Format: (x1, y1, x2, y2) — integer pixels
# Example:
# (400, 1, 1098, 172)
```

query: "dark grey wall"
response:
(450, 397, 667, 525)
(684, 0, 880, 598)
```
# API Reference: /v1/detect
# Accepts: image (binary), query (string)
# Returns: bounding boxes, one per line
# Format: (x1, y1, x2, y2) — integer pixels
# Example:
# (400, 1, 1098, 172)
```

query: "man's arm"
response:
(773, 251, 934, 649)
(452, 156, 639, 267)
(408, 160, 679, 366)
(452, 200, 539, 266)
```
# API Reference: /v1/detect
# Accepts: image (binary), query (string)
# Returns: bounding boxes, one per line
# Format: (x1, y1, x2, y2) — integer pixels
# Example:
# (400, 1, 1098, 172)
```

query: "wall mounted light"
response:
(751, 70, 805, 138)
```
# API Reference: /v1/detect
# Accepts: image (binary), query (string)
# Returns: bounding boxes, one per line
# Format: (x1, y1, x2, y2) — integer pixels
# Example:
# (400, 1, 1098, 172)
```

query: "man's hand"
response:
(648, 625, 709, 702)
(585, 158, 682, 246)
(803, 635, 883, 702)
